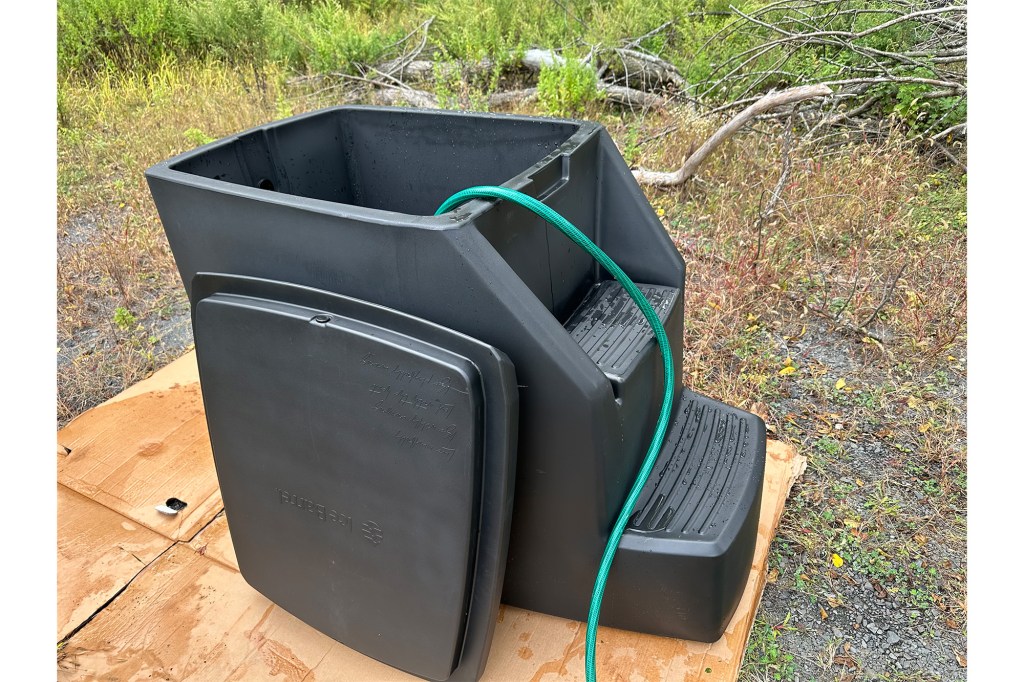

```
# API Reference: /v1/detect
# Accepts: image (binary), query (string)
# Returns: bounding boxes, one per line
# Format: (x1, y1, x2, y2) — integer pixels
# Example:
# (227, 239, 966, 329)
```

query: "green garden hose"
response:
(435, 186, 675, 682)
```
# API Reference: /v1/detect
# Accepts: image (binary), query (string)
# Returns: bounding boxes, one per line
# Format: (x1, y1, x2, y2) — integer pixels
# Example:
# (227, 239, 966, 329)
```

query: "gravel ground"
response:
(743, 316, 967, 681)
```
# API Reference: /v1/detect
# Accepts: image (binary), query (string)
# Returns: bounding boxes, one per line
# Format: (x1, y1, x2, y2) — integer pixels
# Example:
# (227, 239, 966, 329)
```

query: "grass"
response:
(57, 59, 293, 422)
(57, 0, 735, 76)
(58, 0, 416, 75)
(59, 1, 963, 133)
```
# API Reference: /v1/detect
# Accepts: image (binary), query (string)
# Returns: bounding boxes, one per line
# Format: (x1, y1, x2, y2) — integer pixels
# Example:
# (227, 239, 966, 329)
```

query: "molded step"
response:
(563, 280, 679, 381)
(563, 279, 685, 477)
(628, 390, 762, 538)
(601, 390, 766, 642)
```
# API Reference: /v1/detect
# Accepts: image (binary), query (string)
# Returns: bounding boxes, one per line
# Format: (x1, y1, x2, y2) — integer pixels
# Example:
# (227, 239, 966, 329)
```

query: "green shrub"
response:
(537, 55, 601, 118)
(57, 0, 965, 139)
(58, 0, 187, 73)
(58, 0, 412, 75)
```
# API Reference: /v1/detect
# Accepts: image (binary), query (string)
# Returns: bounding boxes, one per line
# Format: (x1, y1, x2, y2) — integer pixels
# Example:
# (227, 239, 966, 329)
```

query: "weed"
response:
(620, 126, 641, 166)
(432, 59, 494, 111)
(920, 478, 941, 496)
(183, 127, 215, 146)
(537, 54, 602, 118)
(743, 615, 797, 682)
(831, 480, 856, 497)
(113, 307, 137, 332)
(865, 487, 902, 519)
(814, 437, 842, 458)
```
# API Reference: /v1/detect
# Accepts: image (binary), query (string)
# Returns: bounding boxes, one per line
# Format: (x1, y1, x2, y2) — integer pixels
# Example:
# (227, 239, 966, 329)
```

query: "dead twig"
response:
(636, 124, 679, 148)
(691, 1, 966, 141)
(623, 21, 675, 49)
(858, 261, 909, 330)
(753, 125, 793, 268)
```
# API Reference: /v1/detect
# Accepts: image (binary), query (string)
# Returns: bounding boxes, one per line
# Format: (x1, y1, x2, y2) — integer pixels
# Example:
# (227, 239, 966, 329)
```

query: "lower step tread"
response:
(628, 390, 765, 539)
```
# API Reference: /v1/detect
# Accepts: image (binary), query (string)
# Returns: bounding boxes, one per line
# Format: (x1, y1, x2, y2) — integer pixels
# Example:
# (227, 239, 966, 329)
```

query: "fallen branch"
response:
(377, 58, 496, 83)
(487, 87, 539, 108)
(692, 1, 966, 140)
(521, 48, 566, 71)
(599, 83, 669, 109)
(372, 87, 439, 109)
(632, 83, 831, 187)
(606, 48, 686, 88)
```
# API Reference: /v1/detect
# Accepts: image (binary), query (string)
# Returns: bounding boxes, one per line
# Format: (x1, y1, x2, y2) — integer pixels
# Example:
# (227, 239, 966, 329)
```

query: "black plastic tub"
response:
(147, 106, 766, 681)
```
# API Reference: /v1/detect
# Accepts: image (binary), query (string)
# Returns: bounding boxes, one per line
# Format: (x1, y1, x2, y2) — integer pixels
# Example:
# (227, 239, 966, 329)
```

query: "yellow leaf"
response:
(856, 478, 864, 487)
(784, 356, 793, 366)
(779, 366, 797, 376)
(907, 395, 921, 408)
(820, 606, 829, 620)
(861, 336, 882, 349)
(919, 422, 932, 434)
(835, 378, 846, 390)
(831, 553, 844, 568)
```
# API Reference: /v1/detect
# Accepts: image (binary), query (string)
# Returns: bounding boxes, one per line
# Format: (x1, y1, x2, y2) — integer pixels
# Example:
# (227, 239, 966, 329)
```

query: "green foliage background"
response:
(57, 0, 964, 134)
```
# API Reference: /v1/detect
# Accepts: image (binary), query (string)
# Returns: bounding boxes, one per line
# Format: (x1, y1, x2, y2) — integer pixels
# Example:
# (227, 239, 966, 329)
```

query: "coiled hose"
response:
(435, 186, 675, 682)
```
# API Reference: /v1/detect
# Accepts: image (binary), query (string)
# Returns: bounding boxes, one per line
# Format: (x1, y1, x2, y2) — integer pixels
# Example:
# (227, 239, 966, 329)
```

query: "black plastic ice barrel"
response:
(146, 106, 766, 682)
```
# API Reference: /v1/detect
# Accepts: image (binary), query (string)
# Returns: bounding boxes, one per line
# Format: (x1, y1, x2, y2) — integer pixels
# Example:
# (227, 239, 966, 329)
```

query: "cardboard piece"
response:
(57, 484, 173, 642)
(60, 442, 802, 681)
(57, 351, 806, 681)
(187, 512, 238, 572)
(57, 352, 221, 541)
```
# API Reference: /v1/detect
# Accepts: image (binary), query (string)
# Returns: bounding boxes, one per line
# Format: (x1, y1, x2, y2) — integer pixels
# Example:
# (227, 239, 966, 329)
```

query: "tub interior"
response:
(171, 108, 581, 216)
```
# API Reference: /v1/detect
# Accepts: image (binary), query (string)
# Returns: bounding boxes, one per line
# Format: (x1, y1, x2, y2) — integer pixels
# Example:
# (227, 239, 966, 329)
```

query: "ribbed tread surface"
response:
(628, 392, 760, 538)
(563, 280, 677, 377)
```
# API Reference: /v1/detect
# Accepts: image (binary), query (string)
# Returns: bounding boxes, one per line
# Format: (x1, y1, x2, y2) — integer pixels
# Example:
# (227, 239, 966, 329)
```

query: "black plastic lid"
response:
(191, 274, 518, 681)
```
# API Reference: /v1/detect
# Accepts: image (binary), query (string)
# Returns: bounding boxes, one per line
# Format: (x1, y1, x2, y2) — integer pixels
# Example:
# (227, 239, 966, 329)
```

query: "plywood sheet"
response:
(57, 351, 221, 541)
(57, 484, 174, 642)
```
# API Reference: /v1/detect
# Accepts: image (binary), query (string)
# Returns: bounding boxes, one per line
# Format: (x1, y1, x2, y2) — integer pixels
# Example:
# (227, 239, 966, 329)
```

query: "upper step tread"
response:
(563, 280, 677, 378)
(628, 391, 764, 539)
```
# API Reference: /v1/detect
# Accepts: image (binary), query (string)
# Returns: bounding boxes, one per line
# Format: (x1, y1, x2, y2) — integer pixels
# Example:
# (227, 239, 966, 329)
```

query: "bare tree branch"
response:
(632, 84, 832, 187)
